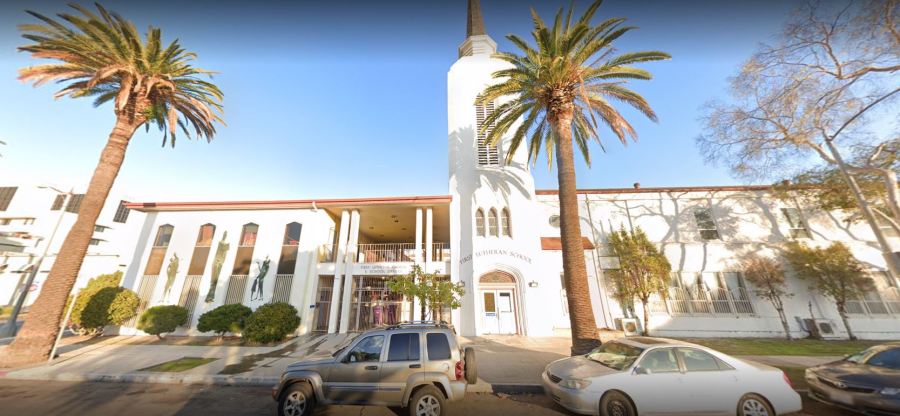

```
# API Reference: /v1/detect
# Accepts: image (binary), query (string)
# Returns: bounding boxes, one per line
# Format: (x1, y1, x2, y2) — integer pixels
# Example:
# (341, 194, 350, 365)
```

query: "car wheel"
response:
(464, 347, 478, 385)
(737, 393, 774, 416)
(600, 390, 635, 416)
(278, 382, 315, 416)
(408, 385, 445, 416)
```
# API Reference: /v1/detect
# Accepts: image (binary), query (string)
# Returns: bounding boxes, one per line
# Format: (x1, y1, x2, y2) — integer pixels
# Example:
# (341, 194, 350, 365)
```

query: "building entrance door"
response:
(481, 289, 517, 334)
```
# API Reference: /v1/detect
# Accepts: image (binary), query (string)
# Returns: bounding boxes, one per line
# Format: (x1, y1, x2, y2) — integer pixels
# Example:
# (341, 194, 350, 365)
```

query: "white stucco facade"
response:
(3, 2, 898, 341)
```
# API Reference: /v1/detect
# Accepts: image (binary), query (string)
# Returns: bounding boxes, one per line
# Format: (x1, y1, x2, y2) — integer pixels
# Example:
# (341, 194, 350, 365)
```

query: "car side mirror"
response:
(634, 366, 651, 375)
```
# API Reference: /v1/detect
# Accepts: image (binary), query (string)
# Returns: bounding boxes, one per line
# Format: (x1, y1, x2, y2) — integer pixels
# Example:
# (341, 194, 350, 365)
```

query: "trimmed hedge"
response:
(138, 305, 188, 339)
(69, 271, 138, 334)
(243, 302, 300, 344)
(197, 304, 252, 337)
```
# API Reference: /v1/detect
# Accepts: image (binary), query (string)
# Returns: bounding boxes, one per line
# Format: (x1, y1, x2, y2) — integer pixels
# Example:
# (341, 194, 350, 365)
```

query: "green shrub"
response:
(79, 287, 139, 333)
(70, 272, 123, 323)
(243, 302, 300, 344)
(67, 271, 138, 334)
(197, 304, 252, 337)
(138, 305, 188, 339)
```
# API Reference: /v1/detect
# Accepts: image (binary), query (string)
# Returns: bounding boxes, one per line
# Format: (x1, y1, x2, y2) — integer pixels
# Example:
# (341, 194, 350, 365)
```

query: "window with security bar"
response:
(693, 208, 720, 240)
(475, 96, 501, 167)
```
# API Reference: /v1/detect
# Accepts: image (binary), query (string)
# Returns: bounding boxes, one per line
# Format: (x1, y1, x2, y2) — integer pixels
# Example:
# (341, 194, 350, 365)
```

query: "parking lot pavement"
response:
(0, 378, 849, 416)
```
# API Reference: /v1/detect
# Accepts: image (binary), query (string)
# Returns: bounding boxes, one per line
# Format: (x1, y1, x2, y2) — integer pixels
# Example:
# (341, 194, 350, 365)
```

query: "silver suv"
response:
(272, 322, 477, 416)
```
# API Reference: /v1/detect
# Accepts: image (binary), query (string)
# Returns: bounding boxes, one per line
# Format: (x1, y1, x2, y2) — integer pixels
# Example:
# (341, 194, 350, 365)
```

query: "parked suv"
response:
(272, 322, 477, 416)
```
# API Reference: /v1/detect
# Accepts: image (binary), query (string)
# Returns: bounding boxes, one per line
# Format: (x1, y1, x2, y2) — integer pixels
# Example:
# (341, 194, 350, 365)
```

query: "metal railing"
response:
(357, 243, 423, 263)
(271, 274, 293, 304)
(846, 287, 900, 316)
(431, 242, 451, 262)
(127, 275, 160, 327)
(178, 275, 203, 326)
(318, 243, 450, 264)
(650, 287, 755, 316)
(224, 274, 248, 305)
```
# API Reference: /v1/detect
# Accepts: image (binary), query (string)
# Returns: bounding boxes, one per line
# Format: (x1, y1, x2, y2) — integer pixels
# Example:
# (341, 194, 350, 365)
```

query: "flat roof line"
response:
(535, 184, 789, 195)
(125, 195, 453, 212)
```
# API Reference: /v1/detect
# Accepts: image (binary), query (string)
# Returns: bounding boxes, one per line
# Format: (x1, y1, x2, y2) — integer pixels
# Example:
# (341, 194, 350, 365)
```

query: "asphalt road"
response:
(0, 379, 846, 416)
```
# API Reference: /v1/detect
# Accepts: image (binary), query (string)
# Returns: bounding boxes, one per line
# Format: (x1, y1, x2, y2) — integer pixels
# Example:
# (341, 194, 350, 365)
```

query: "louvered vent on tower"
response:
(475, 96, 501, 167)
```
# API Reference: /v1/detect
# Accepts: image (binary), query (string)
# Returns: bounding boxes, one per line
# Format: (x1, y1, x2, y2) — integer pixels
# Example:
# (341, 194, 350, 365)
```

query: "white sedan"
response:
(542, 337, 801, 416)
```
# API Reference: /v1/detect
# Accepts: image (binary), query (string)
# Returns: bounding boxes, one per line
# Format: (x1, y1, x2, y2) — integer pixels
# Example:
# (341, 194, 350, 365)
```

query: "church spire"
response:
(466, 0, 486, 37)
(458, 0, 496, 57)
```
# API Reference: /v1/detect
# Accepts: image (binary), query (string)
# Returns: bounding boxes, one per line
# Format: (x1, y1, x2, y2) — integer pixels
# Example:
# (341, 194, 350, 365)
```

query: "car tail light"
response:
(782, 371, 793, 389)
(455, 361, 464, 380)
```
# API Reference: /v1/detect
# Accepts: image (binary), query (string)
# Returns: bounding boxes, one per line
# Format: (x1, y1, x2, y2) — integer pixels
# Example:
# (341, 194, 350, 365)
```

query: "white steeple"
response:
(458, 0, 497, 58)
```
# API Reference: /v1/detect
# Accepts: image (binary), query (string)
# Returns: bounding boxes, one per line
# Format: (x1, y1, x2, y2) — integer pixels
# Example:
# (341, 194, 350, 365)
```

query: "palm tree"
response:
(1, 3, 223, 366)
(479, 0, 668, 354)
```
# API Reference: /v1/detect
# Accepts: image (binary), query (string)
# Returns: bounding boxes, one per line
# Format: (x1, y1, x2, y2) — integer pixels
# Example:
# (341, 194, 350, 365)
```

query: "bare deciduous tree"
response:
(741, 254, 794, 339)
(697, 0, 900, 276)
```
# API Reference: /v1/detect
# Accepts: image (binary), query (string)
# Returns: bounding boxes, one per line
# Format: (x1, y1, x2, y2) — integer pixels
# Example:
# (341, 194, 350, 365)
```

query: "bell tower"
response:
(447, 0, 546, 336)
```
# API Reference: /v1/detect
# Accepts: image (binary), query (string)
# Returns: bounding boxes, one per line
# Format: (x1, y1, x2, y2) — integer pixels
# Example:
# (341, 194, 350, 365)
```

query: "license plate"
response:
(830, 391, 854, 405)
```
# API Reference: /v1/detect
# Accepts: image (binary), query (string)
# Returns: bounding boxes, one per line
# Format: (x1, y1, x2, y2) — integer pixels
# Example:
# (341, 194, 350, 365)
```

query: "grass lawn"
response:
(139, 357, 218, 372)
(676, 337, 881, 356)
(75, 335, 292, 347)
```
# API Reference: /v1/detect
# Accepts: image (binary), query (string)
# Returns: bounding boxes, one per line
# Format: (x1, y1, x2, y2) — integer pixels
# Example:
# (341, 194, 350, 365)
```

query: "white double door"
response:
(481, 289, 517, 334)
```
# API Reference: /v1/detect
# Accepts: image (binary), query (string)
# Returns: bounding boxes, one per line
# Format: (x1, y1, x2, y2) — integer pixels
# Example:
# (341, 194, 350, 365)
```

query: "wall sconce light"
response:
(459, 281, 466, 288)
(528, 281, 538, 288)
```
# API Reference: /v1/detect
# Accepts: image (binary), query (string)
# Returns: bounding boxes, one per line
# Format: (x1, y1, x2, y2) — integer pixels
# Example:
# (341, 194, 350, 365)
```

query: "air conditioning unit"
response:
(802, 318, 841, 340)
(615, 318, 640, 336)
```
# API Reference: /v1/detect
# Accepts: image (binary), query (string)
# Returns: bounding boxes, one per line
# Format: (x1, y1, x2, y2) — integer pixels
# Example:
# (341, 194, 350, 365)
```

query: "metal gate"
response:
(348, 276, 410, 332)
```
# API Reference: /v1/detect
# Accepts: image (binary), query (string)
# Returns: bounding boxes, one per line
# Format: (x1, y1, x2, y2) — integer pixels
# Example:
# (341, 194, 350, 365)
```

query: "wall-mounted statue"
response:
(163, 253, 179, 301)
(205, 231, 230, 303)
(250, 256, 270, 301)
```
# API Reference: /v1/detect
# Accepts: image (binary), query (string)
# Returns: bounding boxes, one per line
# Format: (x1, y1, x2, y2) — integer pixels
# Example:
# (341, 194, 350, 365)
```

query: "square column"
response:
(338, 209, 360, 333)
(415, 208, 423, 264)
(425, 207, 433, 264)
(327, 210, 350, 333)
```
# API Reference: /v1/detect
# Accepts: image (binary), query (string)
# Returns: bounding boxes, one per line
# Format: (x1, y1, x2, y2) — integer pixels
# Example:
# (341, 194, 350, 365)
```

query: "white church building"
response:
(3, 1, 898, 340)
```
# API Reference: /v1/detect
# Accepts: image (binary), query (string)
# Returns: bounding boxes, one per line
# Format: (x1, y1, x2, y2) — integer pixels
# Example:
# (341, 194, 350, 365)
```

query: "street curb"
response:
(1, 371, 280, 386)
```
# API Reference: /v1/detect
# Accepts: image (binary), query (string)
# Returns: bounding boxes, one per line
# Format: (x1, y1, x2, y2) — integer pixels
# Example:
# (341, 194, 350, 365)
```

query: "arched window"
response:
(501, 208, 511, 237)
(488, 209, 499, 237)
(232, 223, 258, 275)
(187, 224, 216, 275)
(277, 222, 302, 275)
(145, 224, 174, 275)
(475, 95, 500, 167)
(475, 209, 485, 237)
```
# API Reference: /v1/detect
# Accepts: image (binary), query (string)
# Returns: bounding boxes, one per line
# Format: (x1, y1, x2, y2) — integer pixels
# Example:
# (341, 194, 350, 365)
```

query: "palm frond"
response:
(17, 3, 224, 147)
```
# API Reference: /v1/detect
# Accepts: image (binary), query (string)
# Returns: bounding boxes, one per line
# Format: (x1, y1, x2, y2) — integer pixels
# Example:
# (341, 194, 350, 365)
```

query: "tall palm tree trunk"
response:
(554, 108, 600, 355)
(0, 117, 137, 367)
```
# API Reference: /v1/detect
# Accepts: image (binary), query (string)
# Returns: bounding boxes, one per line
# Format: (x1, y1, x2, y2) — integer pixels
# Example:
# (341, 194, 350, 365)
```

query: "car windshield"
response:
(331, 334, 360, 357)
(845, 347, 878, 364)
(586, 341, 644, 371)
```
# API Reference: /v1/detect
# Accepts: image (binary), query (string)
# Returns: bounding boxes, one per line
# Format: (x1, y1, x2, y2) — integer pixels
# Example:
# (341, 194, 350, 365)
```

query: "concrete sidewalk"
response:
(0, 334, 840, 391)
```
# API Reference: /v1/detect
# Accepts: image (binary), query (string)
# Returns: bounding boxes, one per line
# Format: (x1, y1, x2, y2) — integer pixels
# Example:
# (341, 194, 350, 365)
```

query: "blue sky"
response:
(0, 0, 798, 202)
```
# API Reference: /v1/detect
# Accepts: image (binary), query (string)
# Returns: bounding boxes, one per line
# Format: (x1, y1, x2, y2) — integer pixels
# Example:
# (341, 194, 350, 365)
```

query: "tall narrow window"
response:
(500, 208, 511, 237)
(488, 208, 499, 237)
(65, 194, 85, 213)
(475, 95, 500, 167)
(693, 208, 720, 240)
(50, 194, 65, 211)
(113, 200, 131, 223)
(232, 223, 258, 275)
(0, 187, 17, 211)
(475, 209, 485, 237)
(277, 222, 302, 275)
(781, 207, 811, 238)
(144, 224, 174, 275)
(187, 224, 216, 275)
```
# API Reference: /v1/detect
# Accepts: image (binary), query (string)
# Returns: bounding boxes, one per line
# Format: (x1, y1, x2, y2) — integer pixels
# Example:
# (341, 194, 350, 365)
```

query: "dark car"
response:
(805, 343, 900, 415)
